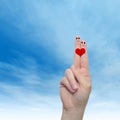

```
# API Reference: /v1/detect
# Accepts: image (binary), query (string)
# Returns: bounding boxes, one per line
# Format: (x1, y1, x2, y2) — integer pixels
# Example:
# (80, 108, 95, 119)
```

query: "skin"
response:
(60, 36, 92, 120)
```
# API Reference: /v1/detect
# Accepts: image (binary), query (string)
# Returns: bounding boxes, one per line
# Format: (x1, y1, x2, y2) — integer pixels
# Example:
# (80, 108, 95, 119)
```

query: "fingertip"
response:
(75, 36, 81, 44)
(71, 64, 76, 72)
(65, 68, 70, 76)
(71, 65, 74, 69)
(70, 65, 74, 72)
(81, 40, 87, 47)
(72, 84, 78, 90)
(76, 36, 80, 40)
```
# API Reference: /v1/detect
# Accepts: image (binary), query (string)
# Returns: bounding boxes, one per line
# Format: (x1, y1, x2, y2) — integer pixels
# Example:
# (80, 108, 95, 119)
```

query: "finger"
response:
(65, 69, 78, 90)
(80, 40, 89, 70)
(71, 65, 81, 84)
(74, 36, 81, 69)
(60, 77, 76, 93)
(71, 65, 91, 89)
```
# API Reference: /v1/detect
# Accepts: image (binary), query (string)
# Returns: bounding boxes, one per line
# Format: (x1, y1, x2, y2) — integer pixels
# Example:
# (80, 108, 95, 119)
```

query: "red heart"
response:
(75, 48, 86, 57)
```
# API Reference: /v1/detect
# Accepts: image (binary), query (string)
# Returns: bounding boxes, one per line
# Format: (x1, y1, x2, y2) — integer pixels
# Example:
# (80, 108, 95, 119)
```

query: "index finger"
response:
(74, 36, 81, 69)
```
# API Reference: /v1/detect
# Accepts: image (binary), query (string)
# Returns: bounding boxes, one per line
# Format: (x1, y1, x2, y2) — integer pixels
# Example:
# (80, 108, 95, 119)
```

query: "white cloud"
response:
(0, 99, 120, 120)
(0, 56, 62, 106)
(1, 0, 120, 65)
(0, 0, 120, 119)
(84, 99, 120, 120)
(0, 104, 61, 120)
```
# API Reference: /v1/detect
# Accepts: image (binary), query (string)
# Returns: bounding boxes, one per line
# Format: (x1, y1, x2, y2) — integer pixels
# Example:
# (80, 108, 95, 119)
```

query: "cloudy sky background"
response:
(0, 0, 120, 120)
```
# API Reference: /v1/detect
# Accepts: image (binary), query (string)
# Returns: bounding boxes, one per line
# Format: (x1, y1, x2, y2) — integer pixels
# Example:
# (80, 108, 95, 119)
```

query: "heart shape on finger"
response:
(75, 48, 86, 57)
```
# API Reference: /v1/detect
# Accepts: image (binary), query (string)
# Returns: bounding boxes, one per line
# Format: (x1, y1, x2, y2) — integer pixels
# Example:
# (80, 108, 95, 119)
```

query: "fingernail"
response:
(76, 36, 80, 39)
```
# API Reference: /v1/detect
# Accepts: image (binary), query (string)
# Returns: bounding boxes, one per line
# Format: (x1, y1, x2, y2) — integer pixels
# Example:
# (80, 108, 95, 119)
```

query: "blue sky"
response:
(0, 0, 120, 120)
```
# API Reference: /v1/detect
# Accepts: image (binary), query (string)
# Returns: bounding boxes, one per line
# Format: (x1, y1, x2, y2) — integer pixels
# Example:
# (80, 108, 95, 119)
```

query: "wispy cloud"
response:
(0, 0, 120, 119)
(0, 56, 61, 106)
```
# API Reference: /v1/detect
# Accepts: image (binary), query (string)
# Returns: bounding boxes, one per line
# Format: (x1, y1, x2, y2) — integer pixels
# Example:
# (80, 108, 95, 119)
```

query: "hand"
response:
(60, 36, 92, 120)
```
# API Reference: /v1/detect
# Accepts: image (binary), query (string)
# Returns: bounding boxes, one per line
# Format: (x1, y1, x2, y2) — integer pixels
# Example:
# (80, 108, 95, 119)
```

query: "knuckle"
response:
(70, 65, 74, 70)
(65, 69, 70, 75)
(75, 70, 80, 77)
(85, 81, 92, 90)
(60, 77, 65, 84)
(60, 77, 66, 83)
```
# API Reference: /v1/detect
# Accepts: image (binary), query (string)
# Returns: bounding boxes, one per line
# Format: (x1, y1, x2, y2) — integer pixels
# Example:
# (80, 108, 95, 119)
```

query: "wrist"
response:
(61, 107, 85, 120)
